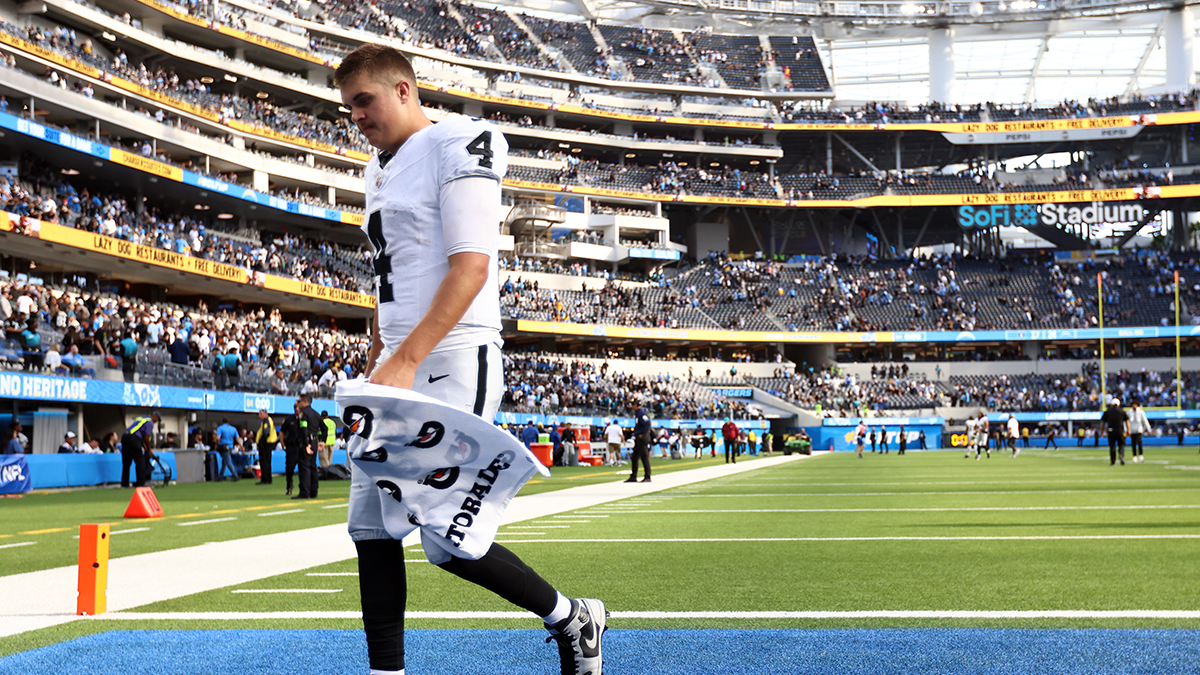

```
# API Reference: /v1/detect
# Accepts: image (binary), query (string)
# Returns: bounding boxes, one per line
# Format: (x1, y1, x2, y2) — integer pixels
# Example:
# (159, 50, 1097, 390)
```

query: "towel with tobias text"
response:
(337, 378, 549, 560)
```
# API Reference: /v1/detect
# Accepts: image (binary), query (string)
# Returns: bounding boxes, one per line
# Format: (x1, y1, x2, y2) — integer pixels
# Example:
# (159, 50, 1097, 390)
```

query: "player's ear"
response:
(395, 78, 411, 103)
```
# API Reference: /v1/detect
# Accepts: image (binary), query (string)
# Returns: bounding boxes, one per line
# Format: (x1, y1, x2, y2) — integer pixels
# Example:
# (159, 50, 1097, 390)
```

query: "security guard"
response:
(254, 408, 278, 485)
(121, 411, 160, 487)
(320, 411, 337, 468)
(292, 394, 321, 499)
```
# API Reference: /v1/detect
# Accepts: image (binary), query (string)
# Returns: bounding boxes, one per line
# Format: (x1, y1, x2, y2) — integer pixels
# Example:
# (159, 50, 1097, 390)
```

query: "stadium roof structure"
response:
(490, 0, 1197, 106)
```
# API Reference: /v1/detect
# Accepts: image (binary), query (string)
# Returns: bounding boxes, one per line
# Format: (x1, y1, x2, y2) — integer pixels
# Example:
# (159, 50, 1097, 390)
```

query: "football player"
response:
(977, 411, 991, 459)
(336, 44, 606, 675)
(964, 413, 977, 459)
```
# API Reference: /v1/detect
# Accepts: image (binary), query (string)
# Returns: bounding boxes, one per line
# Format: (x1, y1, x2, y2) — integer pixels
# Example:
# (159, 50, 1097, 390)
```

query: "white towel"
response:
(337, 378, 549, 560)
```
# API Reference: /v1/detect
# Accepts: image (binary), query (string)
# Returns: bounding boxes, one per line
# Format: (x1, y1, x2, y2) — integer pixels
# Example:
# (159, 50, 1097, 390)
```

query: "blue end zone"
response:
(2, 628, 1198, 674)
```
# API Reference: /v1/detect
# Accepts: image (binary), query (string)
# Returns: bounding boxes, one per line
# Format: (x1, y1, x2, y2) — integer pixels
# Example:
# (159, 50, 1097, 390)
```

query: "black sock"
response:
(356, 539, 406, 672)
(438, 543, 559, 617)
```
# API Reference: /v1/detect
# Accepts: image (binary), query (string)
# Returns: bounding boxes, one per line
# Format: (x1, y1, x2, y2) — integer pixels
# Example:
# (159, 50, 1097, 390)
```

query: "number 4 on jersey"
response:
(466, 131, 493, 169)
(366, 212, 394, 303)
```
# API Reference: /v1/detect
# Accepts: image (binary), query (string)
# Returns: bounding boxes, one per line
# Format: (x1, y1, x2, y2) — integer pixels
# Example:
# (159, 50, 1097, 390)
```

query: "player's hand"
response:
(368, 354, 416, 389)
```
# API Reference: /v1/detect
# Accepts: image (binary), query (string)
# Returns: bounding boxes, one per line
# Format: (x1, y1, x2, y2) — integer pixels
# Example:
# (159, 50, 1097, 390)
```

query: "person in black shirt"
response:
(1100, 397, 1130, 466)
(625, 397, 652, 483)
(292, 393, 322, 499)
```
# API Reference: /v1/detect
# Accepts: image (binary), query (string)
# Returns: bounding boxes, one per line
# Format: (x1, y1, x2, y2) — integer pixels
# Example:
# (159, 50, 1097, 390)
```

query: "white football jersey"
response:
(364, 115, 509, 354)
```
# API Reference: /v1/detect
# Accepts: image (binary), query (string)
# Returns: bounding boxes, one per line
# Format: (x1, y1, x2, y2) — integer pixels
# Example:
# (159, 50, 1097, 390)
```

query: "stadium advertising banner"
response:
(506, 175, 1200, 210)
(516, 320, 1200, 344)
(0, 214, 374, 309)
(0, 455, 32, 494)
(0, 370, 336, 415)
(822, 417, 944, 426)
(496, 411, 768, 431)
(941, 126, 1143, 145)
(808, 420, 943, 452)
(420, 74, 1200, 134)
(959, 201, 1151, 230)
(990, 410, 1200, 423)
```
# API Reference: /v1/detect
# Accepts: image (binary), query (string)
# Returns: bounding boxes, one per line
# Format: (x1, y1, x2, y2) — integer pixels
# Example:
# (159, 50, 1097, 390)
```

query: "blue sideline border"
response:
(1, 628, 1197, 675)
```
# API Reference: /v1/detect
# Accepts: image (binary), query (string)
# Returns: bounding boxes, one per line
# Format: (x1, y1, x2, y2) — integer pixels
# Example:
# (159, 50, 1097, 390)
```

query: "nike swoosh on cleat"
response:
(580, 613, 599, 654)
(428, 373, 450, 383)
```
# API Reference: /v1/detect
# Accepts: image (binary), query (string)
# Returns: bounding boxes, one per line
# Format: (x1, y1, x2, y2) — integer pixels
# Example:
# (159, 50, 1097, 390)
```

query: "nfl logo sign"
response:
(374, 172, 384, 189)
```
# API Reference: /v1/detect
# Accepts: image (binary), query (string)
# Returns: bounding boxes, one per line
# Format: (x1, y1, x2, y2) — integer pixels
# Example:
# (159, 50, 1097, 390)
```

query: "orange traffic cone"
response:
(124, 487, 164, 518)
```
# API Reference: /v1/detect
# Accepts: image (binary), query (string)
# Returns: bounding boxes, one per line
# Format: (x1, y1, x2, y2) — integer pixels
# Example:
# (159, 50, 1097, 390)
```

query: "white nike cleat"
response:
(546, 598, 608, 675)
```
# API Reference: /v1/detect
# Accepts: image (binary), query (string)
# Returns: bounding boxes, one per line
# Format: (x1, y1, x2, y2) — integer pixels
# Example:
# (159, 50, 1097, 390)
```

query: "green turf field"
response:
(0, 454, 739, 575)
(3, 447, 1199, 658)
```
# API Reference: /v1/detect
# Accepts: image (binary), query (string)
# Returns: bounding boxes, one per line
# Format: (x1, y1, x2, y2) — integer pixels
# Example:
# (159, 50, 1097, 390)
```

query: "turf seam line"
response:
(492, 534, 1200, 543)
(95, 610, 1200, 620)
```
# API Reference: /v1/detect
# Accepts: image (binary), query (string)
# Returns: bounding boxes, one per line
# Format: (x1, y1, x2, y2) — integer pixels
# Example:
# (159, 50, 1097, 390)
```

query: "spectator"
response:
(57, 431, 78, 453)
(604, 419, 624, 466)
(4, 423, 23, 455)
(214, 418, 241, 481)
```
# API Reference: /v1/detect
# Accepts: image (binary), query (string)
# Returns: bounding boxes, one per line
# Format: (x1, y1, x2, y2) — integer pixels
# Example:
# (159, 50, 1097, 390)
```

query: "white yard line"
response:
(93, 609, 1200, 621)
(0, 542, 37, 550)
(257, 509, 304, 517)
(321, 503, 350, 509)
(177, 518, 238, 527)
(729, 478, 1198, 487)
(0, 453, 810, 638)
(686, 489, 1193, 497)
(590, 505, 1200, 514)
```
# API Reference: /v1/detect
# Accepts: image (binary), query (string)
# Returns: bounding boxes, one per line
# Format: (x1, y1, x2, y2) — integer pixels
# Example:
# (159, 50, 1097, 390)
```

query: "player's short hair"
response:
(333, 43, 416, 89)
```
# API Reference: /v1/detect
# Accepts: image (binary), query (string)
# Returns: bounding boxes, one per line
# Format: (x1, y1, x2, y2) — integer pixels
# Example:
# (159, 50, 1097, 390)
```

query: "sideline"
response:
(0, 453, 814, 638)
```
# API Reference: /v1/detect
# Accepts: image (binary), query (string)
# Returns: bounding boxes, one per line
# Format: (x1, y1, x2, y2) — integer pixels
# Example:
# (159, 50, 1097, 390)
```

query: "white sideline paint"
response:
(0, 453, 810, 638)
(108, 528, 151, 536)
(95, 610, 1200, 621)
(230, 589, 342, 594)
(306, 573, 357, 577)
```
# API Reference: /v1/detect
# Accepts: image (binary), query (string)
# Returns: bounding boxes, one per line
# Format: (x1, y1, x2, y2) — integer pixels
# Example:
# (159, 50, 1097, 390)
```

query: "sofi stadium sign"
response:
(958, 202, 1146, 229)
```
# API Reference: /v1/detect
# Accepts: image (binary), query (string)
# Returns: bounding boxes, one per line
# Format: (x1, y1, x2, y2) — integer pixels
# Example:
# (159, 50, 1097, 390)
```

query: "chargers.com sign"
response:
(958, 202, 1146, 230)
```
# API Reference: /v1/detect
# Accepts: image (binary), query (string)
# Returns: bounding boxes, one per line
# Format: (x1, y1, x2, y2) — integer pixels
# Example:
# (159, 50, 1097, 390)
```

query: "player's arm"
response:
(364, 309, 383, 377)
(369, 174, 497, 389)
(369, 251, 488, 389)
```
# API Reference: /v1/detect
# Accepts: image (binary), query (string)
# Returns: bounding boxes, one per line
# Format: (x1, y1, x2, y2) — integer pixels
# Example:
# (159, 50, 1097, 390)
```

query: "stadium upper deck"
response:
(3, 0, 1198, 213)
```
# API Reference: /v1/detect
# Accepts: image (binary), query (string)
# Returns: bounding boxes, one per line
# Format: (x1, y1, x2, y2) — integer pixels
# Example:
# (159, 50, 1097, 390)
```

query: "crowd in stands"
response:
(0, 276, 370, 396)
(949, 366, 1200, 412)
(7, 11, 1200, 218)
(0, 19, 368, 190)
(742, 365, 948, 414)
(497, 250, 1192, 333)
(503, 354, 752, 419)
(591, 204, 657, 218)
(2, 157, 373, 293)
